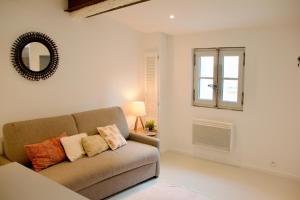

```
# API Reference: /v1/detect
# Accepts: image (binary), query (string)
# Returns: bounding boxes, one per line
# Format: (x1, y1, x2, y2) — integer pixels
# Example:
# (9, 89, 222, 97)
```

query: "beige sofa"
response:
(0, 107, 160, 200)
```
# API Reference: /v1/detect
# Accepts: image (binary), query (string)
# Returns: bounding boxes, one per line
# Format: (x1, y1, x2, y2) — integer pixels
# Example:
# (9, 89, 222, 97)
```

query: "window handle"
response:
(208, 84, 217, 89)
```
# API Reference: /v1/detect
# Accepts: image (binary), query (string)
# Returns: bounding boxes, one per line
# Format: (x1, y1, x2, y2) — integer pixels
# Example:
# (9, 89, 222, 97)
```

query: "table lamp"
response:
(128, 101, 146, 131)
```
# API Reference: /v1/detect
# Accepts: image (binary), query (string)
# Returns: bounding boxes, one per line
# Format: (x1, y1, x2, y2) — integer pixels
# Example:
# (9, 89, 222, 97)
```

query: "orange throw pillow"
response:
(24, 133, 67, 172)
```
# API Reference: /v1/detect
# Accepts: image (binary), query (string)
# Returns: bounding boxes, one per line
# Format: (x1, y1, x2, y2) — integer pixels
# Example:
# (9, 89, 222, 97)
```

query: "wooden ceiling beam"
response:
(65, 0, 151, 18)
(66, 0, 106, 12)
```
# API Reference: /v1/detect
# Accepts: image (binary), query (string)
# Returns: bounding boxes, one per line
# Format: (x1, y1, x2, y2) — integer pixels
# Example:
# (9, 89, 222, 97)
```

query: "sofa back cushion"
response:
(3, 115, 78, 165)
(72, 107, 129, 139)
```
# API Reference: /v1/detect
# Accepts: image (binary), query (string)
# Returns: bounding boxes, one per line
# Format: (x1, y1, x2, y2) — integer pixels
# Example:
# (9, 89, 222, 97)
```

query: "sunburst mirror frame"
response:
(11, 32, 59, 81)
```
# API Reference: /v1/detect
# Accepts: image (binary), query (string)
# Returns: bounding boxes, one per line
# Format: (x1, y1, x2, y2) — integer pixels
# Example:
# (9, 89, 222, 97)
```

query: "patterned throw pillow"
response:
(82, 135, 109, 157)
(97, 124, 127, 150)
(24, 133, 67, 172)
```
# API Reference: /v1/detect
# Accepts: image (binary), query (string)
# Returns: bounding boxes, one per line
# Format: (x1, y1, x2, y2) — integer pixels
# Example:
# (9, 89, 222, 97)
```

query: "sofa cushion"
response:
(3, 115, 78, 165)
(82, 135, 109, 157)
(72, 107, 129, 139)
(60, 133, 87, 162)
(97, 124, 127, 150)
(24, 133, 67, 171)
(39, 141, 159, 191)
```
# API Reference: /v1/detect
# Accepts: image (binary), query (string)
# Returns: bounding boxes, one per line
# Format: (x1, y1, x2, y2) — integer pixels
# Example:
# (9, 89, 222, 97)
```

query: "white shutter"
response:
(144, 52, 159, 123)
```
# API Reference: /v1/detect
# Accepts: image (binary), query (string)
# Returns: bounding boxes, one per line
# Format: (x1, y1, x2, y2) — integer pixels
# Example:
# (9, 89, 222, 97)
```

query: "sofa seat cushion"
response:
(39, 141, 159, 191)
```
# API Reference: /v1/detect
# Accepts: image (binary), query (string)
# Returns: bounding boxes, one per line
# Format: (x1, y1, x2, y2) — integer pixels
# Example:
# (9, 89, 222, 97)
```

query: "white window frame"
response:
(193, 47, 245, 111)
(193, 49, 218, 107)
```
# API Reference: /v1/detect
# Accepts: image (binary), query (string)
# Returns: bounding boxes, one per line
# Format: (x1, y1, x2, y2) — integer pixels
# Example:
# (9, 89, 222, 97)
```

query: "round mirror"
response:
(21, 42, 50, 72)
(11, 32, 59, 81)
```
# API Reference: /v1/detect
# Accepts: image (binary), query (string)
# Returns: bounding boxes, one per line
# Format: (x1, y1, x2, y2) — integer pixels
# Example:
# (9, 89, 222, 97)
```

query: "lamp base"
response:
(134, 116, 144, 131)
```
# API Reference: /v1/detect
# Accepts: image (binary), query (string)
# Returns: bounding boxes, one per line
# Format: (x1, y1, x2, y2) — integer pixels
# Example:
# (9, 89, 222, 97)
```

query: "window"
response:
(193, 48, 245, 110)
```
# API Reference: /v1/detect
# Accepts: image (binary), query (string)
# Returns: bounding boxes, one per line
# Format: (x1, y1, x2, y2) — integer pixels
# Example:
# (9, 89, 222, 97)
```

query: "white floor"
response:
(108, 152, 300, 200)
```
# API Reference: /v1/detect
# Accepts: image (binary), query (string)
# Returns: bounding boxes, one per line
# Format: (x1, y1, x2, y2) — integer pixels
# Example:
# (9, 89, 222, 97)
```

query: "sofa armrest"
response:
(128, 133, 160, 149)
(0, 155, 11, 166)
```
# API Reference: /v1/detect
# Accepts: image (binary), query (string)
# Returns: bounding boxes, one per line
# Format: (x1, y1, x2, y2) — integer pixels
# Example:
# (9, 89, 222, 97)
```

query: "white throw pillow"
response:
(60, 133, 87, 162)
(97, 124, 127, 150)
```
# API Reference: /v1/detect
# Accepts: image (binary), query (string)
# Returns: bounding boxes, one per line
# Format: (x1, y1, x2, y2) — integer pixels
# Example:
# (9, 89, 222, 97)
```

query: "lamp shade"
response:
(128, 101, 146, 116)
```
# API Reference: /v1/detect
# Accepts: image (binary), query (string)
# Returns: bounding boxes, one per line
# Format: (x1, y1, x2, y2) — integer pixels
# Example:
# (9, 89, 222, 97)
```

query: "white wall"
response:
(1, 0, 299, 181)
(166, 25, 300, 179)
(0, 0, 143, 153)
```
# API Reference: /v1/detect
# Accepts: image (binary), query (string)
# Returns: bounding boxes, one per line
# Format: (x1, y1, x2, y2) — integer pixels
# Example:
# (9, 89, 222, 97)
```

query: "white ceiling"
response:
(104, 0, 300, 35)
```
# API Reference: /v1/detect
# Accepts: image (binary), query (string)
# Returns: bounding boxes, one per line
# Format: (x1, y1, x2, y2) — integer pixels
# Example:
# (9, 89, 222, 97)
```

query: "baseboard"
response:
(168, 147, 241, 167)
(239, 163, 300, 182)
(166, 148, 300, 182)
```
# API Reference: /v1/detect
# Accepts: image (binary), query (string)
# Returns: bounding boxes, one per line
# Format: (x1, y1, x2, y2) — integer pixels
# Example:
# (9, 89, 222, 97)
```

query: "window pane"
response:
(199, 56, 214, 78)
(199, 79, 213, 100)
(224, 56, 239, 78)
(222, 80, 238, 102)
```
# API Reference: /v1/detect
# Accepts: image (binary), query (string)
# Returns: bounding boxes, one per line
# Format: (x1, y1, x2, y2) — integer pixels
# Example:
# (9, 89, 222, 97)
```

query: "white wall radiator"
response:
(192, 119, 233, 152)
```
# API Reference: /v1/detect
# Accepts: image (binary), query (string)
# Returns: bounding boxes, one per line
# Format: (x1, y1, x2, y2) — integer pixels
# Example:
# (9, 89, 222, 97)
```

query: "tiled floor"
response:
(108, 152, 300, 200)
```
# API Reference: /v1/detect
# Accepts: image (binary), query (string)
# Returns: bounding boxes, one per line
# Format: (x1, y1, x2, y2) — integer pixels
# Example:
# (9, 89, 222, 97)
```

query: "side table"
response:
(130, 128, 158, 138)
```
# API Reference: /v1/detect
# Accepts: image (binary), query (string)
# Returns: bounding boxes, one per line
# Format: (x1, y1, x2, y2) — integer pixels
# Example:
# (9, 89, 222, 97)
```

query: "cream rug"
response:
(125, 181, 211, 200)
